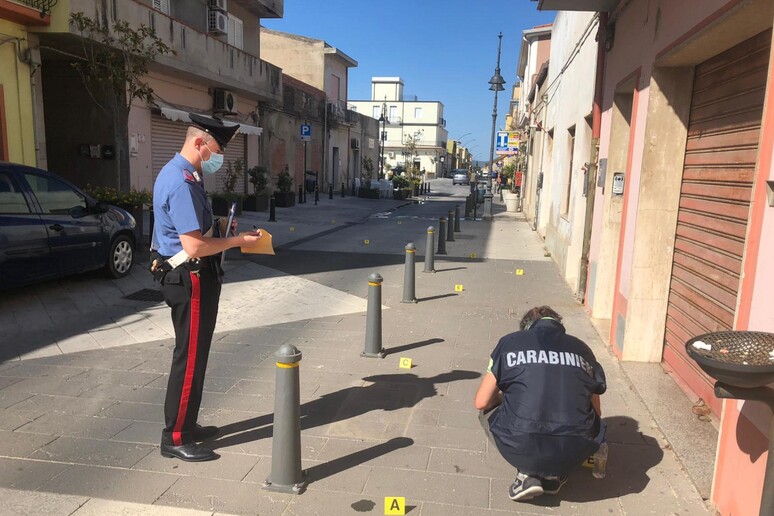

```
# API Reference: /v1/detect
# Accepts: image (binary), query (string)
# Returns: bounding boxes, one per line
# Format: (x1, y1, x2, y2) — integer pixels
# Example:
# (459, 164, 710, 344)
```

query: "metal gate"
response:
(663, 30, 771, 416)
(151, 115, 246, 194)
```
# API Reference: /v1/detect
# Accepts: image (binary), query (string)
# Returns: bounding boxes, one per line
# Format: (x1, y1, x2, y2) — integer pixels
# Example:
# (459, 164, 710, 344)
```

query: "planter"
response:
(211, 197, 243, 216)
(274, 191, 296, 207)
(503, 190, 520, 212)
(243, 194, 268, 212)
(393, 189, 406, 200)
(358, 188, 380, 199)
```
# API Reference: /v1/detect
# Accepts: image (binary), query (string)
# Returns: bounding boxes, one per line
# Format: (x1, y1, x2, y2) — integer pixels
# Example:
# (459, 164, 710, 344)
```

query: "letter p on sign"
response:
(385, 497, 405, 515)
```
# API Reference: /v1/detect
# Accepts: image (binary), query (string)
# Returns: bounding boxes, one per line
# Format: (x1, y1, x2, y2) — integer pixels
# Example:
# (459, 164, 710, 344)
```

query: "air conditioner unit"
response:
(351, 138, 360, 150)
(213, 89, 237, 114)
(208, 9, 228, 35)
(388, 151, 395, 159)
(209, 0, 227, 11)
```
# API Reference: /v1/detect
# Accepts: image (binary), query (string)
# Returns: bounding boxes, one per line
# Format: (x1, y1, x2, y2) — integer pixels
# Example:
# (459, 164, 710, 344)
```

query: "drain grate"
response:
(124, 288, 164, 302)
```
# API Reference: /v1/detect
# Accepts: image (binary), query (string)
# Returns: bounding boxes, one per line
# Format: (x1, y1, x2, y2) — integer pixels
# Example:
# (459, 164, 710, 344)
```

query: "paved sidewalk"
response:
(0, 184, 711, 515)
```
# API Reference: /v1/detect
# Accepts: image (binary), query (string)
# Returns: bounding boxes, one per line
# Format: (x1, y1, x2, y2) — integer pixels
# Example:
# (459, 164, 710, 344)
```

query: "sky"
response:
(262, 1, 555, 162)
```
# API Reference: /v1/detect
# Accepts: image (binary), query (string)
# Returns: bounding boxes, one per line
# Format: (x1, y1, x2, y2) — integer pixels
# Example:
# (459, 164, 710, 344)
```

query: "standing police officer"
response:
(474, 306, 606, 501)
(151, 113, 261, 462)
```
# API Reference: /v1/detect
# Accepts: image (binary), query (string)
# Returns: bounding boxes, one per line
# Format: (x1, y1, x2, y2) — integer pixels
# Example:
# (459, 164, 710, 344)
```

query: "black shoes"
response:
(193, 424, 219, 441)
(160, 441, 218, 462)
(160, 424, 220, 462)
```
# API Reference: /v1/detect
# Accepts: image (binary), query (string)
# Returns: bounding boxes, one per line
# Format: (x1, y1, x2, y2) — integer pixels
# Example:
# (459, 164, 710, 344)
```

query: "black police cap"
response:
(189, 113, 239, 149)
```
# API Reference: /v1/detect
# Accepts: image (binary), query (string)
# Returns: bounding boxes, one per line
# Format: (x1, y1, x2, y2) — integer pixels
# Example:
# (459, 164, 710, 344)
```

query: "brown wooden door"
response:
(663, 30, 771, 417)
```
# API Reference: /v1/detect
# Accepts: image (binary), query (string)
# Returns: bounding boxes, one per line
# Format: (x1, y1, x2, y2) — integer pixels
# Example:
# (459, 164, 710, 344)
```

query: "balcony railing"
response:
(64, 0, 282, 102)
(1, 0, 56, 24)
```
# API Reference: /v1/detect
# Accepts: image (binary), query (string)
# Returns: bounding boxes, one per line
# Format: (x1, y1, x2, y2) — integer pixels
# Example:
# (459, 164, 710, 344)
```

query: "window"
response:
(373, 106, 380, 119)
(330, 75, 341, 101)
(24, 173, 86, 215)
(414, 107, 422, 119)
(389, 105, 398, 121)
(227, 14, 243, 50)
(0, 173, 30, 214)
(152, 0, 169, 14)
(563, 126, 575, 216)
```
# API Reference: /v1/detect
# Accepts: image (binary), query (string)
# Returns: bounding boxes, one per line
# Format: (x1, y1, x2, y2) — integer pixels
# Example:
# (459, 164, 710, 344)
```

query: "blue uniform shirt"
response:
(152, 153, 212, 256)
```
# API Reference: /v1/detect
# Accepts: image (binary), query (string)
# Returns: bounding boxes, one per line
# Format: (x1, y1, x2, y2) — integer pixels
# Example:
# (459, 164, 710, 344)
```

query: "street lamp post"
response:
(485, 32, 506, 221)
(378, 114, 385, 179)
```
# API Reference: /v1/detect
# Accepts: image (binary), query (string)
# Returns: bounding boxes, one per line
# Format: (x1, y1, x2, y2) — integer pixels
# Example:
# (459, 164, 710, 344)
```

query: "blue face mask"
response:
(200, 143, 224, 175)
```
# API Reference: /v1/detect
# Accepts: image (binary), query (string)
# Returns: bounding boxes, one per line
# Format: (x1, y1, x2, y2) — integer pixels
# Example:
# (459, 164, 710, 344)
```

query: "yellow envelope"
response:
(239, 229, 275, 255)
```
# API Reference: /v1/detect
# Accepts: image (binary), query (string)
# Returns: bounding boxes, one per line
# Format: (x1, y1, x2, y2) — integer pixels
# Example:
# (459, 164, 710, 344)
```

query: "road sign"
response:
(496, 130, 519, 155)
(300, 124, 311, 141)
(496, 131, 509, 154)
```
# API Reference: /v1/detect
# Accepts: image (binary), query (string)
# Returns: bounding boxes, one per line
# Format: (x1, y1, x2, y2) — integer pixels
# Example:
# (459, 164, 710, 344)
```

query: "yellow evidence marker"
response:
(399, 357, 413, 369)
(331, 219, 336, 224)
(582, 455, 595, 468)
(364, 239, 370, 245)
(290, 226, 295, 232)
(384, 497, 406, 515)
(515, 269, 524, 276)
(455, 284, 464, 292)
(469, 252, 477, 259)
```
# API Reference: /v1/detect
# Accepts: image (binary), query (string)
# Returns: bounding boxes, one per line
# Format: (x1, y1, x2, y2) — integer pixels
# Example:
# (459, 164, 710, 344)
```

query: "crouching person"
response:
(474, 306, 606, 502)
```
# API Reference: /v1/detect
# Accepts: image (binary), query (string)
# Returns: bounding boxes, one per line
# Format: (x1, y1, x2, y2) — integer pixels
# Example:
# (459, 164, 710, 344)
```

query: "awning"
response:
(151, 99, 263, 136)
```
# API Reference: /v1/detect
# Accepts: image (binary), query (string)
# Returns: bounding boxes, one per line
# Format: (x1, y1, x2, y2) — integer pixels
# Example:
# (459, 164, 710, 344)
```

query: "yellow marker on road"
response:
(399, 357, 413, 369)
(364, 239, 370, 245)
(331, 219, 336, 224)
(469, 252, 477, 259)
(290, 226, 295, 232)
(516, 269, 524, 276)
(385, 497, 406, 515)
(455, 285, 464, 292)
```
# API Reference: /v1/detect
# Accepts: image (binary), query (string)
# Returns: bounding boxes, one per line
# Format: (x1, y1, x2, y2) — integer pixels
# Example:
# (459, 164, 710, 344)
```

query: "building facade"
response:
(349, 77, 449, 179)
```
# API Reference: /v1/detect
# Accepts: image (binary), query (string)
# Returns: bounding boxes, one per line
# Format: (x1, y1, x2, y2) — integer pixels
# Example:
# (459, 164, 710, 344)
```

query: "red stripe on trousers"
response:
(172, 272, 201, 446)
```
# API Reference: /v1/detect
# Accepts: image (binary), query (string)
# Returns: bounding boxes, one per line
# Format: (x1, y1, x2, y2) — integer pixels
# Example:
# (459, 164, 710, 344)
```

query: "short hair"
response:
(520, 306, 562, 331)
(186, 126, 214, 144)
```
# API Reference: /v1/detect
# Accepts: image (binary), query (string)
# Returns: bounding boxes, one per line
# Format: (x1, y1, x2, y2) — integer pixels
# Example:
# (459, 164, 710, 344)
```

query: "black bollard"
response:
(401, 243, 417, 303)
(424, 226, 435, 273)
(262, 344, 306, 494)
(269, 197, 276, 222)
(329, 183, 333, 200)
(437, 217, 447, 255)
(315, 186, 319, 205)
(298, 185, 303, 205)
(341, 182, 345, 197)
(447, 210, 455, 242)
(351, 179, 356, 197)
(454, 206, 461, 232)
(465, 195, 471, 219)
(362, 273, 385, 358)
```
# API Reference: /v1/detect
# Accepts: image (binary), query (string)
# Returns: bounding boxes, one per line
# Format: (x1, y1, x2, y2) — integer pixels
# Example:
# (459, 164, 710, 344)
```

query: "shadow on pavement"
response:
(209, 369, 481, 451)
(384, 338, 444, 356)
(524, 416, 664, 507)
(305, 436, 414, 485)
(417, 293, 458, 303)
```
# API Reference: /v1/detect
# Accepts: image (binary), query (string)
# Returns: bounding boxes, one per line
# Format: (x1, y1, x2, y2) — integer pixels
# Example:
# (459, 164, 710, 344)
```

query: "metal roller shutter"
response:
(663, 29, 771, 417)
(151, 116, 247, 195)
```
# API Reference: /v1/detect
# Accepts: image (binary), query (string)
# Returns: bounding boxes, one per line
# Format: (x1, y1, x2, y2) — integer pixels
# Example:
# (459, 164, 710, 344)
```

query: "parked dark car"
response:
(0, 162, 137, 290)
(452, 169, 470, 185)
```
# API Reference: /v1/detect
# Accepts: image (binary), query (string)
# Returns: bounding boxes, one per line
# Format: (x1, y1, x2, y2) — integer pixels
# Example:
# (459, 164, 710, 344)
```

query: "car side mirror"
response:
(69, 205, 89, 218)
(93, 201, 109, 214)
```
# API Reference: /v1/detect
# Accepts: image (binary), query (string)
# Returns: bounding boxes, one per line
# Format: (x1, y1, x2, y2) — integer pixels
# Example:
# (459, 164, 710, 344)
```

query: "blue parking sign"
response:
(300, 124, 311, 141)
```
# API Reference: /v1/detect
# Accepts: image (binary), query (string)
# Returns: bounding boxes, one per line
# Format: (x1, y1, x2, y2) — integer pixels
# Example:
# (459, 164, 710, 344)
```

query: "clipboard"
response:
(220, 201, 237, 267)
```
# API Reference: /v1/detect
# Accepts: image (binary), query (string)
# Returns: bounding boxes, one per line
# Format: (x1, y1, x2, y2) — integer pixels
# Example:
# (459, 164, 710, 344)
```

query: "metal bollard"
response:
(329, 183, 333, 200)
(454, 206, 461, 232)
(427, 183, 430, 194)
(298, 185, 303, 204)
(465, 195, 472, 218)
(341, 182, 345, 197)
(437, 217, 447, 255)
(262, 343, 306, 494)
(269, 197, 276, 222)
(351, 179, 356, 197)
(362, 273, 385, 358)
(314, 186, 319, 205)
(424, 226, 435, 273)
(447, 210, 455, 242)
(402, 243, 417, 303)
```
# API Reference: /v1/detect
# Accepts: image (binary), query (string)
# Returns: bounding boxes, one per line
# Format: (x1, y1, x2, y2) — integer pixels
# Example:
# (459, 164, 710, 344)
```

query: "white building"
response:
(349, 77, 448, 178)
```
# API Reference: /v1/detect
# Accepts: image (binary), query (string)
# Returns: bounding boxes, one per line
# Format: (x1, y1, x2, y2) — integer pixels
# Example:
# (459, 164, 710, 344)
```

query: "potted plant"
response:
(274, 167, 295, 207)
(501, 163, 520, 212)
(85, 184, 152, 242)
(212, 159, 244, 216)
(244, 165, 269, 211)
(391, 175, 411, 200)
(358, 157, 380, 199)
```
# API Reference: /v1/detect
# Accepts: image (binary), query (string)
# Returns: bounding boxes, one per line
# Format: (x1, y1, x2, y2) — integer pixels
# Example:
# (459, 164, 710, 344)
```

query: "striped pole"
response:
(402, 243, 417, 303)
(424, 226, 436, 273)
(362, 273, 385, 358)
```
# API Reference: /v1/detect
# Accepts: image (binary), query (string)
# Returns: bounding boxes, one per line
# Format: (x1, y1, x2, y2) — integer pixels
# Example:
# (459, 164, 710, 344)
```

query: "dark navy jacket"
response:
(488, 318, 606, 476)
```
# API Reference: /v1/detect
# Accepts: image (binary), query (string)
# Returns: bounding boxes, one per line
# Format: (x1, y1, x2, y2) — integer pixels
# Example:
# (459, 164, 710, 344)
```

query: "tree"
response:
(69, 12, 173, 191)
(403, 133, 421, 180)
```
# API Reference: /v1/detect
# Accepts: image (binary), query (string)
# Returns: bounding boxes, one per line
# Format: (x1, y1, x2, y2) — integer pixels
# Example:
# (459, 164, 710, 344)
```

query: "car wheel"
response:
(105, 235, 134, 278)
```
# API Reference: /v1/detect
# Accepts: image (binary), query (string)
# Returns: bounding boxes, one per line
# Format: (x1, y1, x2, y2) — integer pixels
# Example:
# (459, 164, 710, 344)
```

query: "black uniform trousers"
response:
(160, 260, 221, 446)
